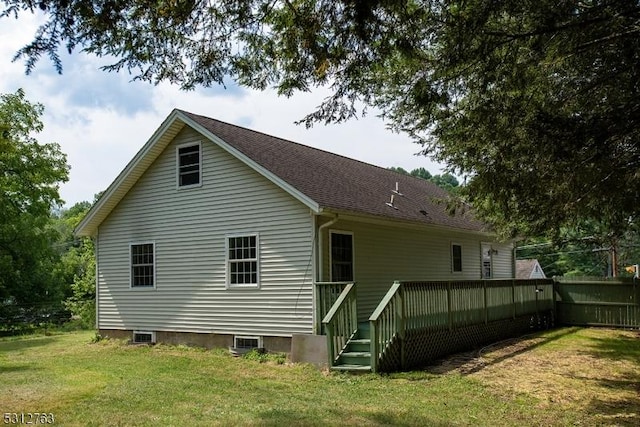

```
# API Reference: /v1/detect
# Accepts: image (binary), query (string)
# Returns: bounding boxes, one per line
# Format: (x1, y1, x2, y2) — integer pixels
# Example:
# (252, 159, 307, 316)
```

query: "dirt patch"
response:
(425, 329, 640, 426)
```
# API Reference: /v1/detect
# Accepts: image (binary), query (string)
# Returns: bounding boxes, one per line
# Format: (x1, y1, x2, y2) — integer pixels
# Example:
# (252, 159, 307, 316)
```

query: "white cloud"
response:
(1, 12, 445, 207)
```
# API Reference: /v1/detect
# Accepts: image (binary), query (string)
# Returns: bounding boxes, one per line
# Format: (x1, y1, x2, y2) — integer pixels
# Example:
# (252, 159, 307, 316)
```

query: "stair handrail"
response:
(322, 282, 358, 367)
(369, 281, 404, 373)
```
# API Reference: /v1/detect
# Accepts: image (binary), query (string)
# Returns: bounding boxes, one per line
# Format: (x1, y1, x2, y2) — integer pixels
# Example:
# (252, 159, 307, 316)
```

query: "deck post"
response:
(483, 280, 488, 324)
(398, 284, 406, 370)
(634, 279, 638, 327)
(447, 281, 453, 331)
(370, 319, 378, 373)
(326, 323, 335, 367)
(314, 283, 320, 335)
(535, 282, 539, 325)
(512, 279, 516, 319)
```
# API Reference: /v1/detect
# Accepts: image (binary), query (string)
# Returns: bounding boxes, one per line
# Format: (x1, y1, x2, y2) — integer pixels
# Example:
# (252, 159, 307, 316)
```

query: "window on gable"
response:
(131, 243, 155, 287)
(177, 143, 201, 187)
(451, 243, 463, 273)
(227, 235, 259, 288)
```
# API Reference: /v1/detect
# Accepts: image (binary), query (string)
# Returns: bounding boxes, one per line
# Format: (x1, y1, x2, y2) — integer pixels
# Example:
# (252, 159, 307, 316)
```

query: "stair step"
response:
(346, 338, 370, 352)
(341, 351, 371, 358)
(330, 364, 372, 372)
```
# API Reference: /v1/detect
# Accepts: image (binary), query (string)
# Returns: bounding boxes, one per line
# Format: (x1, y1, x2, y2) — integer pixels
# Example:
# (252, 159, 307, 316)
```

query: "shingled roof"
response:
(76, 109, 489, 236)
(181, 110, 487, 233)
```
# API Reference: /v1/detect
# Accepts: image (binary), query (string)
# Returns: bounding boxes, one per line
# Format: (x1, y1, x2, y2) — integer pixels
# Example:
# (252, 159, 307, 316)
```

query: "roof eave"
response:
(320, 208, 500, 238)
(74, 109, 187, 237)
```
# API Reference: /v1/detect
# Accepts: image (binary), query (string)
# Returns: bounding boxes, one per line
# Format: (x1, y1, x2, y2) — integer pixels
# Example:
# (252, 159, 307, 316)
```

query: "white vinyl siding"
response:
(97, 127, 314, 337)
(489, 242, 515, 279)
(319, 218, 514, 320)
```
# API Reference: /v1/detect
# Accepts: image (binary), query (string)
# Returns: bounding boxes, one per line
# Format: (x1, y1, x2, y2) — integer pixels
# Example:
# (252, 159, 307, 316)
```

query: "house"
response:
(516, 259, 547, 279)
(75, 109, 515, 355)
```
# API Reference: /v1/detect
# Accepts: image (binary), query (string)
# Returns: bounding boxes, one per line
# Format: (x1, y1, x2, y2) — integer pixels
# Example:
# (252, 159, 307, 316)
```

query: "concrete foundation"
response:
(290, 334, 328, 368)
(98, 329, 292, 353)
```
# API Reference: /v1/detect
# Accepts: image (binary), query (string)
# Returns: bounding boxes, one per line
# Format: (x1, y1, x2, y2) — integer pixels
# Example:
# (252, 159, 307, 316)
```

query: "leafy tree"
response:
(3, 1, 639, 240)
(518, 220, 640, 277)
(430, 173, 459, 192)
(0, 89, 69, 322)
(390, 166, 459, 193)
(388, 166, 409, 176)
(410, 167, 432, 181)
(63, 237, 95, 329)
(53, 201, 96, 328)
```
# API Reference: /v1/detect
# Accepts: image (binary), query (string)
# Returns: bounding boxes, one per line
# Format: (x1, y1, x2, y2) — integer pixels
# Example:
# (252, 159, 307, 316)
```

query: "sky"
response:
(1, 12, 445, 208)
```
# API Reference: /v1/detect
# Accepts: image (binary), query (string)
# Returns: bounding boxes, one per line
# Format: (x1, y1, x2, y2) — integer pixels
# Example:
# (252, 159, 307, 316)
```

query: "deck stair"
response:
(330, 322, 372, 372)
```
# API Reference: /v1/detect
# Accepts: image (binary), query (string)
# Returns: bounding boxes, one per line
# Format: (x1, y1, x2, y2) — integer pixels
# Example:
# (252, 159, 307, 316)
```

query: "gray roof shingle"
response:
(182, 110, 487, 232)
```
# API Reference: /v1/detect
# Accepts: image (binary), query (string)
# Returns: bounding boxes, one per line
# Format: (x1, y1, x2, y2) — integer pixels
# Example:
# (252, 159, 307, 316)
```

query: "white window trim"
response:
(481, 242, 493, 279)
(176, 141, 203, 189)
(233, 335, 263, 349)
(225, 233, 260, 289)
(329, 230, 355, 282)
(129, 241, 156, 289)
(451, 242, 463, 273)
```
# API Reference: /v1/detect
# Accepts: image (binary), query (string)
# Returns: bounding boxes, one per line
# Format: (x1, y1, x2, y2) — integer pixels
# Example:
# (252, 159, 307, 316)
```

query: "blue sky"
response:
(1, 12, 445, 208)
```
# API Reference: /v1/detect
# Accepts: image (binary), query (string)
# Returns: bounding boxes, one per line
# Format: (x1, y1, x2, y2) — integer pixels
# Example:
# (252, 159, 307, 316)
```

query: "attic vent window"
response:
(133, 331, 155, 344)
(177, 143, 201, 187)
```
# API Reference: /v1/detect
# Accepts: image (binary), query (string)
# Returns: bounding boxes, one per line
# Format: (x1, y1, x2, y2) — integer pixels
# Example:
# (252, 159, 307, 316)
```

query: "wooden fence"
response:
(555, 277, 639, 328)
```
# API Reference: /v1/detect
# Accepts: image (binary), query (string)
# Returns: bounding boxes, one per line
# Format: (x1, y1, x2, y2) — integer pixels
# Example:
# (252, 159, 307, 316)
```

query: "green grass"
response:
(1, 328, 637, 426)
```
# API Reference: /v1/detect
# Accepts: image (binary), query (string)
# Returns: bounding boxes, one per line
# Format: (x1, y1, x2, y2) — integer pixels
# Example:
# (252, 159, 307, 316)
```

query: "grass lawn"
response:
(1, 327, 638, 426)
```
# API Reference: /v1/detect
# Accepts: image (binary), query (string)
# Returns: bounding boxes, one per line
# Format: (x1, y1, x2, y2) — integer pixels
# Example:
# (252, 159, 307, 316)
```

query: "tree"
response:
(430, 173, 459, 193)
(0, 89, 69, 316)
(52, 201, 96, 328)
(410, 167, 432, 181)
(3, 1, 639, 239)
(517, 215, 640, 278)
(390, 167, 459, 193)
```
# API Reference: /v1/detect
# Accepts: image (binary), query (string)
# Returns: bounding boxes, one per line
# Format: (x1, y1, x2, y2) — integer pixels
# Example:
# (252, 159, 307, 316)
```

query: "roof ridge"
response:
(178, 109, 439, 189)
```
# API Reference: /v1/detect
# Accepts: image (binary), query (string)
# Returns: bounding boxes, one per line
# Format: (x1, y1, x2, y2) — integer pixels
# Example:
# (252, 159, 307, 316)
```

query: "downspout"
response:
(317, 214, 339, 282)
(313, 214, 339, 335)
(94, 230, 99, 332)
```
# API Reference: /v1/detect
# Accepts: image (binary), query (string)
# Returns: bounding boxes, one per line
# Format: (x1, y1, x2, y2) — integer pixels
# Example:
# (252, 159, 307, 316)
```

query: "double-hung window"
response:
(177, 143, 201, 187)
(131, 242, 155, 288)
(227, 235, 259, 288)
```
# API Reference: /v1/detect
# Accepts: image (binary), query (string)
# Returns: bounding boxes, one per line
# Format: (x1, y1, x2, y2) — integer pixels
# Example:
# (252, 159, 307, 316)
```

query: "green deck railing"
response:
(321, 283, 358, 366)
(369, 279, 554, 372)
(315, 282, 352, 334)
(369, 281, 403, 372)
